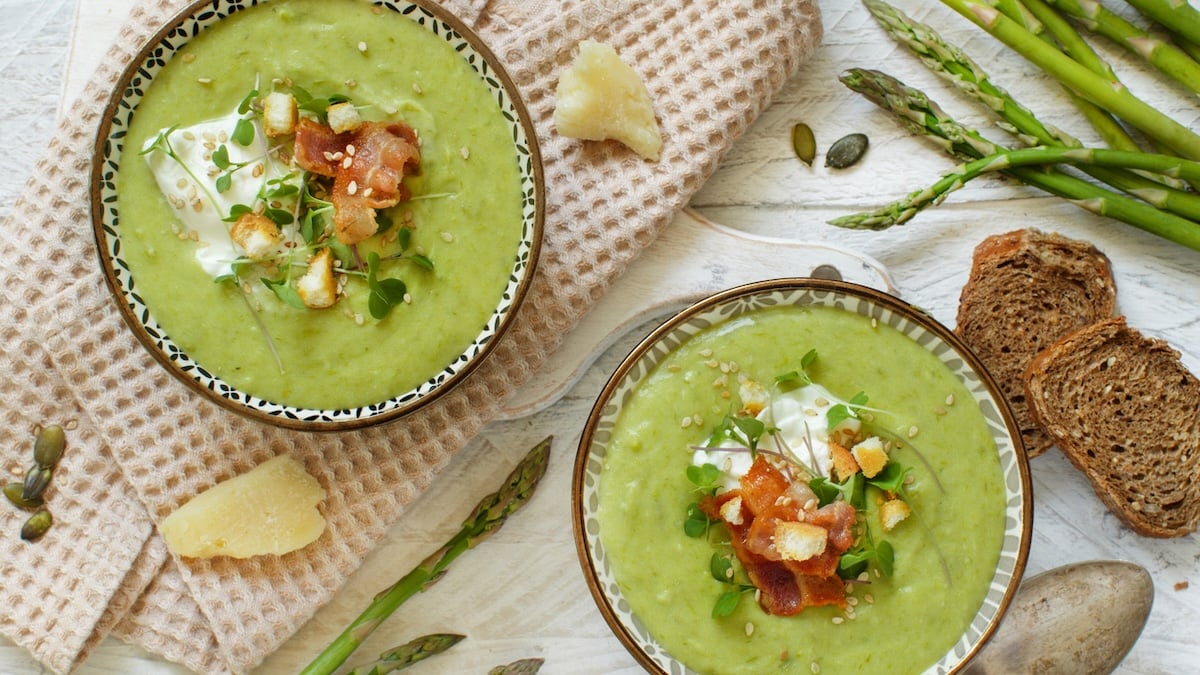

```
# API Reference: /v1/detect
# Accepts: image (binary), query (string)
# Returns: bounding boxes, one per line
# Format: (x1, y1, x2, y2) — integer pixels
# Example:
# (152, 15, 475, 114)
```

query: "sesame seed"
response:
(342, 156, 353, 169)
(460, 146, 471, 159)
(934, 406, 947, 417)
(720, 362, 730, 374)
(705, 359, 719, 369)
(252, 163, 265, 178)
(441, 231, 455, 243)
(175, 178, 188, 189)
(814, 397, 829, 407)
(871, 317, 878, 328)
(357, 41, 368, 53)
(811, 662, 821, 674)
(831, 617, 844, 625)
(907, 425, 919, 439)
(945, 393, 955, 406)
(181, 53, 196, 63)
(403, 293, 412, 304)
(700, 349, 714, 357)
(864, 593, 875, 604)
(721, 391, 731, 399)
(729, 361, 739, 373)
(847, 596, 859, 606)
(412, 82, 423, 95)
(354, 313, 365, 326)
(681, 416, 693, 428)
(182, 131, 196, 141)
(347, 181, 358, 196)
(346, 79, 357, 88)
(744, 622, 755, 636)
(197, 77, 213, 84)
(346, 144, 356, 156)
(667, 364, 682, 372)
(361, 187, 373, 198)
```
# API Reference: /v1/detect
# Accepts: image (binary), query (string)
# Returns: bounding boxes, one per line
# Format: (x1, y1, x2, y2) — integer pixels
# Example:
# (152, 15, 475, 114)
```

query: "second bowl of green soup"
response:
(92, 0, 543, 429)
(573, 278, 1032, 674)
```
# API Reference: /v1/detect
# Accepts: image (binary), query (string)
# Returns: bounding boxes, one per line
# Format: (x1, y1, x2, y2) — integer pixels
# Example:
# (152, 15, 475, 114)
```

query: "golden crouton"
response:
(829, 442, 861, 481)
(229, 212, 283, 260)
(774, 521, 827, 562)
(852, 436, 889, 478)
(297, 248, 338, 309)
(720, 495, 744, 527)
(738, 379, 769, 417)
(879, 498, 911, 531)
(262, 91, 297, 137)
(327, 101, 363, 134)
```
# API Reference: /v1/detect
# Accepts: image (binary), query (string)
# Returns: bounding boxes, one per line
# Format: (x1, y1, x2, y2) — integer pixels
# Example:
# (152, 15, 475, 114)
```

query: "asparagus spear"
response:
(830, 145, 1200, 234)
(836, 69, 1200, 250)
(488, 658, 545, 675)
(940, 0, 1200, 158)
(1124, 0, 1200, 47)
(1042, 0, 1200, 95)
(346, 633, 466, 675)
(866, 0, 1200, 215)
(299, 436, 553, 675)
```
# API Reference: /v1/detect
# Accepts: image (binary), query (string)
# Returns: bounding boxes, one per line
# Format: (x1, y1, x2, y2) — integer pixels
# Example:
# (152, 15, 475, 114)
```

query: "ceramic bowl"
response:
(573, 278, 1032, 674)
(90, 0, 541, 430)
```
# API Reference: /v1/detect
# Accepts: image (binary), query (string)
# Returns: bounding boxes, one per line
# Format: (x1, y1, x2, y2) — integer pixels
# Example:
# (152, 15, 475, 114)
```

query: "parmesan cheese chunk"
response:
(554, 39, 662, 160)
(161, 455, 326, 559)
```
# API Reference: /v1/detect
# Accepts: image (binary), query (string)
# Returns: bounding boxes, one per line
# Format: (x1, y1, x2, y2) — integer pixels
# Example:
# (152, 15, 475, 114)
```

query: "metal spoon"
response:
(965, 560, 1154, 674)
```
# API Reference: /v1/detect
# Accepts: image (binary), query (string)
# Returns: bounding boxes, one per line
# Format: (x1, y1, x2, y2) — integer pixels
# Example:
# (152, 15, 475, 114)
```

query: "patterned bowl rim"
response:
(571, 277, 1033, 675)
(89, 0, 544, 431)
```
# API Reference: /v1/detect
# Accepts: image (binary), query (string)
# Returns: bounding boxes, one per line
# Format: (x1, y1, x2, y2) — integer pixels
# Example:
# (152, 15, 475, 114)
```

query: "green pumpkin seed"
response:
(791, 122, 816, 166)
(826, 132, 869, 169)
(20, 509, 53, 541)
(20, 465, 52, 502)
(33, 424, 66, 468)
(4, 482, 44, 510)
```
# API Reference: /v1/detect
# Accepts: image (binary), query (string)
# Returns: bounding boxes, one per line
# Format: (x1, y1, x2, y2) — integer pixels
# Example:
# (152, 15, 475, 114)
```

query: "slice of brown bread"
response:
(955, 229, 1116, 458)
(1024, 317, 1200, 538)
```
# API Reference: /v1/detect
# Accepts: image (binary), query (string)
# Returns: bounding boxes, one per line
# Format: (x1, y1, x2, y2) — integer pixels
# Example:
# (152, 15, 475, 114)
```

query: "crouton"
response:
(880, 498, 911, 531)
(829, 441, 860, 481)
(229, 212, 283, 260)
(720, 495, 744, 527)
(262, 91, 297, 137)
(774, 521, 827, 562)
(327, 101, 362, 134)
(738, 379, 769, 417)
(852, 436, 889, 478)
(297, 248, 338, 309)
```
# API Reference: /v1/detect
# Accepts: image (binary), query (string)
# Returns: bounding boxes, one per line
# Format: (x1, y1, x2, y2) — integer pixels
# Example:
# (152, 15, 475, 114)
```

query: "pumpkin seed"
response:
(33, 424, 66, 468)
(791, 122, 816, 166)
(20, 509, 52, 541)
(825, 132, 869, 169)
(4, 482, 44, 510)
(20, 465, 52, 502)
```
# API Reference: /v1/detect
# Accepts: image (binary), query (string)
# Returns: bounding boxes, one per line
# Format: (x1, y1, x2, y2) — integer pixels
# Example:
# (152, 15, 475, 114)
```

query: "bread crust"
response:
(1023, 317, 1200, 538)
(955, 229, 1116, 457)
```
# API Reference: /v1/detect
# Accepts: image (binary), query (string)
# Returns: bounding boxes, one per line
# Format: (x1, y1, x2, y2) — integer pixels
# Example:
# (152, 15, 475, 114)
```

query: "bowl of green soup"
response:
(573, 278, 1032, 674)
(91, 0, 542, 429)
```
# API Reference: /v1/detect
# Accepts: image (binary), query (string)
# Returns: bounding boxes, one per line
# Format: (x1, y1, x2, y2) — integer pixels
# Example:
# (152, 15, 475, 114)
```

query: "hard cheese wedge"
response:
(554, 39, 662, 160)
(161, 455, 326, 558)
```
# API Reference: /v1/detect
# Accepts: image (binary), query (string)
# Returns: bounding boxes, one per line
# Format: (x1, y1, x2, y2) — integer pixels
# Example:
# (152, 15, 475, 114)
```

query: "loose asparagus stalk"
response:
(992, 0, 1144, 154)
(867, 0, 1200, 214)
(830, 145, 1200, 231)
(1124, 0, 1200, 47)
(940, 0, 1200, 158)
(299, 436, 553, 675)
(1043, 0, 1200, 95)
(837, 69, 1200, 250)
(488, 658, 545, 675)
(346, 633, 466, 675)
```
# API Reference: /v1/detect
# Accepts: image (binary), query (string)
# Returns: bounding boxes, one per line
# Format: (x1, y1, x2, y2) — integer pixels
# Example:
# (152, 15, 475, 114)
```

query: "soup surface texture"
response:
(597, 305, 1006, 674)
(117, 0, 524, 409)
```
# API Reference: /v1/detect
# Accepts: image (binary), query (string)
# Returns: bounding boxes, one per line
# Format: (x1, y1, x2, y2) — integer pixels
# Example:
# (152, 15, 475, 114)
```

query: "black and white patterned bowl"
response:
(90, 0, 542, 430)
(572, 278, 1032, 674)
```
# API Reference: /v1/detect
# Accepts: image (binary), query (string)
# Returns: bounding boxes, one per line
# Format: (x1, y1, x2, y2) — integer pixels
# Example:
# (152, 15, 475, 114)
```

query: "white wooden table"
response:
(2, 0, 1198, 673)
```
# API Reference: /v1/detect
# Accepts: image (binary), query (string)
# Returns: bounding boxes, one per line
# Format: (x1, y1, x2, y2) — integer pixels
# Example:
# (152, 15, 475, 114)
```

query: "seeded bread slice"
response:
(1023, 317, 1200, 538)
(955, 229, 1116, 457)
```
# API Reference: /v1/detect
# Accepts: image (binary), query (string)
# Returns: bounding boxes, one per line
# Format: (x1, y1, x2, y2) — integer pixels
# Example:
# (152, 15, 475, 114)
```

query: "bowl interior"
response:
(91, 0, 542, 430)
(573, 278, 1031, 674)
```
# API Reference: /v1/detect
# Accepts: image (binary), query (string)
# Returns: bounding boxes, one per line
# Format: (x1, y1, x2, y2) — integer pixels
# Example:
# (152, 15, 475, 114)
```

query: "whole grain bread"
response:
(1023, 317, 1200, 538)
(955, 229, 1117, 457)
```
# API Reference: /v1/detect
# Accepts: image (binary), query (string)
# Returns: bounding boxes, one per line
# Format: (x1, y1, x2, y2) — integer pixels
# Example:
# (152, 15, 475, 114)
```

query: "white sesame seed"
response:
(700, 349, 714, 357)
(357, 41, 368, 53)
(945, 393, 955, 406)
(907, 425, 919, 439)
(197, 77, 213, 84)
(864, 593, 875, 604)
(347, 181, 358, 195)
(361, 187, 373, 199)
(831, 617, 844, 625)
(342, 156, 353, 169)
(681, 416, 693, 428)
(441, 231, 455, 243)
(460, 146, 470, 159)
(403, 293, 412, 304)
(811, 662, 821, 674)
(744, 622, 755, 637)
(346, 144, 356, 156)
(412, 82, 423, 95)
(354, 313, 365, 326)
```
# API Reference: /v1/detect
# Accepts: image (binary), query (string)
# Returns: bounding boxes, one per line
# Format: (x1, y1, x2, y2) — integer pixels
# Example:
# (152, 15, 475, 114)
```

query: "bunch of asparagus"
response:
(833, 0, 1200, 252)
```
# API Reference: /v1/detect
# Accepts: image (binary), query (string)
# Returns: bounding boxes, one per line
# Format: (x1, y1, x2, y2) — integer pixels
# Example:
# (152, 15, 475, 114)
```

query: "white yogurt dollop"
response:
(142, 109, 298, 277)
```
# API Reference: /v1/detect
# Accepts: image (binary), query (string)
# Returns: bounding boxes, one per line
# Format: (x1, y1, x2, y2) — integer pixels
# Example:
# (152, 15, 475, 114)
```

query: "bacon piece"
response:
(293, 117, 421, 245)
(701, 456, 860, 616)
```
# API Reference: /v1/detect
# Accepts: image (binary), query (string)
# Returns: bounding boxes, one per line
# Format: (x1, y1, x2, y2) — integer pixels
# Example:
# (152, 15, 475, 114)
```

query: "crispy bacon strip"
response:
(701, 456, 857, 615)
(293, 118, 421, 245)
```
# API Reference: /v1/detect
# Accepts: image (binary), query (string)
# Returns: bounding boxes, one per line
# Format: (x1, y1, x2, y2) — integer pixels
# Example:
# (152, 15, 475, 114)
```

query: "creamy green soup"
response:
(598, 305, 1006, 674)
(117, 0, 524, 409)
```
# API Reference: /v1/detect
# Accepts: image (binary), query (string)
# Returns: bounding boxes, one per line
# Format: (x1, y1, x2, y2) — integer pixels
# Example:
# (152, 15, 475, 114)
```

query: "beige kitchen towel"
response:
(0, 0, 822, 673)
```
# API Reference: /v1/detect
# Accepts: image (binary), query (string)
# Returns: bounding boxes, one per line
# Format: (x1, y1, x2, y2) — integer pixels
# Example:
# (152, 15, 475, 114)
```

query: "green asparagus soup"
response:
(598, 305, 1006, 674)
(116, 0, 525, 409)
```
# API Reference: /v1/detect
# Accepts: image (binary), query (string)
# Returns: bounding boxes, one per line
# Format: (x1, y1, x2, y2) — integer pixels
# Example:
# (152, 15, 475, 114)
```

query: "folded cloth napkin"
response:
(0, 0, 821, 672)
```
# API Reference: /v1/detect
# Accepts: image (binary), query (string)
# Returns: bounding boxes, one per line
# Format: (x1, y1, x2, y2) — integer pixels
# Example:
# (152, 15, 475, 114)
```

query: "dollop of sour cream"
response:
(692, 382, 861, 490)
(142, 109, 298, 277)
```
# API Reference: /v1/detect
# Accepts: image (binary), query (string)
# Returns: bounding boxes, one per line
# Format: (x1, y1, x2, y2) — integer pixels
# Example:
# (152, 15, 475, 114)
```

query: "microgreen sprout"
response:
(710, 553, 755, 618)
(827, 391, 869, 428)
(684, 463, 722, 538)
(366, 252, 409, 320)
(774, 348, 818, 388)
